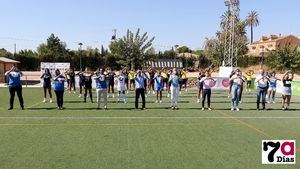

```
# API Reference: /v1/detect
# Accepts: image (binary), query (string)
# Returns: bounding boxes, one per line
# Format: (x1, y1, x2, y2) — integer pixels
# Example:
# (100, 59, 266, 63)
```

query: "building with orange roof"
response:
(247, 34, 300, 56)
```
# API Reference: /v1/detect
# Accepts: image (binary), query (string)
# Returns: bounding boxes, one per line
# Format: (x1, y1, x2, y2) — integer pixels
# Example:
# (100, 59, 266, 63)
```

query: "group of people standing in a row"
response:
(4, 66, 294, 111)
(225, 69, 294, 111)
(41, 67, 191, 110)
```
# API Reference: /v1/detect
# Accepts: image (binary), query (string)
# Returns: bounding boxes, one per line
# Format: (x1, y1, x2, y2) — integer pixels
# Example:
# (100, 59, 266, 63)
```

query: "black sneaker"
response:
(8, 107, 13, 110)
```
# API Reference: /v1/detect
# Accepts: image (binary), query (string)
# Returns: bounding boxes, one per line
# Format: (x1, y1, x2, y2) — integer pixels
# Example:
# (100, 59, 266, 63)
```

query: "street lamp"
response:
(174, 45, 179, 60)
(260, 45, 265, 69)
(78, 43, 83, 71)
(224, 0, 231, 6)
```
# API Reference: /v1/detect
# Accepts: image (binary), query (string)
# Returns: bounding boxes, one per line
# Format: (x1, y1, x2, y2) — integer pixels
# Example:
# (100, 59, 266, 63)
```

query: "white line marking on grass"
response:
(0, 116, 300, 120)
(0, 122, 240, 127)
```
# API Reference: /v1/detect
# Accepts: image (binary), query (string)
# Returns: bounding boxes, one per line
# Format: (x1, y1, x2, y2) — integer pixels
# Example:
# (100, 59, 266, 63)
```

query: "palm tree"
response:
(220, 11, 231, 30)
(245, 11, 259, 44)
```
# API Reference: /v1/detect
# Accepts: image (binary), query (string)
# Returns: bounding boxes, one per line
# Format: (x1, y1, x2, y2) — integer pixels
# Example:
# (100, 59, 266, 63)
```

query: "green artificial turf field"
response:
(0, 87, 299, 169)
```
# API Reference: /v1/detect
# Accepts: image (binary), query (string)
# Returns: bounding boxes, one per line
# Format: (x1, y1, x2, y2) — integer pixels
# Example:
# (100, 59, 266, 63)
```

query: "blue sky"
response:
(0, 0, 299, 52)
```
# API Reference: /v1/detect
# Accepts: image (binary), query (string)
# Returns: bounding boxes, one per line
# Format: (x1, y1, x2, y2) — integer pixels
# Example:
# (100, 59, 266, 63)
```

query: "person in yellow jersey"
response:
(161, 68, 169, 90)
(180, 68, 188, 93)
(245, 70, 254, 92)
(65, 69, 71, 93)
(128, 69, 136, 90)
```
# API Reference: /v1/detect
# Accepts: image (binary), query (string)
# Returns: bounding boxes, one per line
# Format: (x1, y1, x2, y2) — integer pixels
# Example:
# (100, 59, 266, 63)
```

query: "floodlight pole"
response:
(222, 0, 240, 68)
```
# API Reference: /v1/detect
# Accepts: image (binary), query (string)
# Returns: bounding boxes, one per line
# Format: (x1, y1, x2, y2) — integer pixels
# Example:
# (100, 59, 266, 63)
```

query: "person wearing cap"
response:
(5, 66, 24, 110)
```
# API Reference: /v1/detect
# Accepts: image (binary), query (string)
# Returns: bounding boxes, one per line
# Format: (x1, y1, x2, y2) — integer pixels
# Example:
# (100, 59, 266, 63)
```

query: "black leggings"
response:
(9, 86, 24, 109)
(202, 89, 211, 108)
(84, 88, 93, 102)
(55, 91, 64, 108)
(108, 81, 114, 93)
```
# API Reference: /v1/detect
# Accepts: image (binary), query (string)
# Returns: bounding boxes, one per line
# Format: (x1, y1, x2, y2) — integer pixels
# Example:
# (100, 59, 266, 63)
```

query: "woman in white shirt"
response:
(200, 71, 216, 111)
(229, 69, 244, 111)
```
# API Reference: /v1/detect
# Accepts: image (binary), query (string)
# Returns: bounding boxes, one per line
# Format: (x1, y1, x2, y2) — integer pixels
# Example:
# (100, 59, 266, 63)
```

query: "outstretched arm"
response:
(4, 67, 14, 76)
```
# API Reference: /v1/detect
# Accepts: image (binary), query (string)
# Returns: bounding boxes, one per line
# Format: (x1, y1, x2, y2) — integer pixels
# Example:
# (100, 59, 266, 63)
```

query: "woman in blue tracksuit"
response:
(53, 69, 66, 110)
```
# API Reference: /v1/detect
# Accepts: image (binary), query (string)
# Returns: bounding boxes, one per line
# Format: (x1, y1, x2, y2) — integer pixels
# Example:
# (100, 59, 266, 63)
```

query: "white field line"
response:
(0, 116, 299, 120)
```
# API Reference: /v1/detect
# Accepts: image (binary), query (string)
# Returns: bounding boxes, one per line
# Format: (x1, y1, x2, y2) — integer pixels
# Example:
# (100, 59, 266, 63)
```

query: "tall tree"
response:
(37, 33, 69, 61)
(245, 11, 259, 44)
(109, 28, 155, 69)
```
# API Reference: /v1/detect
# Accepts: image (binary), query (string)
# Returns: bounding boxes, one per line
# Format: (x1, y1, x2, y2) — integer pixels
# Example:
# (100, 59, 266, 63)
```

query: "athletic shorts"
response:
(43, 84, 51, 89)
(117, 86, 126, 91)
(84, 83, 92, 89)
(130, 79, 135, 84)
(155, 87, 163, 91)
(198, 82, 203, 89)
(282, 87, 292, 96)
(149, 78, 154, 84)
(268, 86, 276, 91)
(246, 80, 252, 86)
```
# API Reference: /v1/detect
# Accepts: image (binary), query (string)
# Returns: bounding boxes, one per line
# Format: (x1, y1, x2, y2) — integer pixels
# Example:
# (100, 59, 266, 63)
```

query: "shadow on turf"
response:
(27, 107, 172, 111)
(26, 106, 300, 111)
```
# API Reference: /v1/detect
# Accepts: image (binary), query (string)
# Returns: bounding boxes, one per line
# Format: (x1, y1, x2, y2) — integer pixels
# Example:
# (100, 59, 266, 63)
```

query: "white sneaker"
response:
(202, 108, 205, 111)
(73, 91, 76, 94)
(126, 91, 129, 94)
(152, 91, 155, 94)
(112, 94, 115, 98)
(231, 107, 234, 111)
(43, 98, 46, 103)
(267, 101, 270, 104)
(185, 89, 188, 92)
(236, 108, 240, 111)
(167, 93, 170, 98)
(179, 91, 182, 95)
(239, 101, 242, 104)
(145, 95, 148, 98)
(78, 94, 82, 98)
(124, 100, 127, 104)
(272, 101, 276, 104)
(156, 100, 158, 103)
(208, 108, 212, 111)
(197, 99, 200, 103)
(160, 100, 162, 103)
(50, 99, 53, 103)
(227, 95, 230, 98)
